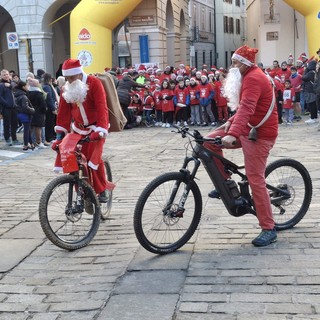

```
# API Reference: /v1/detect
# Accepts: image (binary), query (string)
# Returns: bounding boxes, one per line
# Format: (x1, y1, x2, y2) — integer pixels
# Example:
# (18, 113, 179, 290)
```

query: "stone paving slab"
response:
(0, 118, 319, 319)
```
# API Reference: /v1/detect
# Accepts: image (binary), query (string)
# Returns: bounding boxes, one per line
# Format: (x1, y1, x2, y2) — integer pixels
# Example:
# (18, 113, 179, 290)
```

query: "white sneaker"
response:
(176, 121, 181, 126)
(166, 123, 171, 128)
(37, 142, 47, 149)
(305, 118, 318, 124)
(211, 122, 217, 126)
(161, 123, 167, 128)
(184, 121, 188, 126)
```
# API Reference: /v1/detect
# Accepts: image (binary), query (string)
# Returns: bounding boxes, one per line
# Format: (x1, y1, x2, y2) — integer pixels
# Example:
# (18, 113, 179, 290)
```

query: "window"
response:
(229, 17, 234, 34)
(203, 51, 206, 65)
(209, 12, 213, 33)
(224, 16, 228, 33)
(236, 19, 240, 34)
(224, 16, 234, 34)
(235, 0, 240, 6)
(201, 7, 205, 30)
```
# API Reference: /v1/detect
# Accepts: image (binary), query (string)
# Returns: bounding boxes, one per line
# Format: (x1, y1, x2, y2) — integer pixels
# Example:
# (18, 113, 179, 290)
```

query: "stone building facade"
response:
(0, 0, 189, 77)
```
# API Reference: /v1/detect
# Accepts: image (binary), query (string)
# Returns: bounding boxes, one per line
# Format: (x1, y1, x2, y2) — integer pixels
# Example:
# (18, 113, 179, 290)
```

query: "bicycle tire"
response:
(100, 157, 113, 220)
(134, 172, 202, 254)
(39, 175, 101, 250)
(265, 158, 312, 231)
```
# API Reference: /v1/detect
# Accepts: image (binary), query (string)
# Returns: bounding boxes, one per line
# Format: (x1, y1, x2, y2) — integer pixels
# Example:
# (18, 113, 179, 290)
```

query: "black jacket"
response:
(28, 89, 47, 127)
(116, 75, 144, 107)
(0, 80, 15, 110)
(302, 60, 317, 93)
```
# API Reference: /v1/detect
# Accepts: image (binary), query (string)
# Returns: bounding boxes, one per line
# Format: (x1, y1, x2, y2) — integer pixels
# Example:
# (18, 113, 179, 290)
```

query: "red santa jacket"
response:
(187, 84, 200, 105)
(174, 85, 189, 106)
(55, 74, 109, 136)
(159, 88, 174, 112)
(214, 81, 228, 107)
(277, 68, 291, 84)
(153, 90, 162, 110)
(282, 88, 295, 109)
(143, 95, 154, 111)
(228, 66, 278, 140)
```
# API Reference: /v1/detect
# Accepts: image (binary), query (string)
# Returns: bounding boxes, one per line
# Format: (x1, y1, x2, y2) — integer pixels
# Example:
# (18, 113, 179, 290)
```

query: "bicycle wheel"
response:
(39, 175, 101, 250)
(100, 158, 113, 220)
(265, 158, 312, 231)
(134, 172, 202, 254)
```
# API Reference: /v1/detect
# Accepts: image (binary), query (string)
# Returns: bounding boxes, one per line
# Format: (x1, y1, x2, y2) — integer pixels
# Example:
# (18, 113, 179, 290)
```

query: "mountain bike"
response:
(39, 133, 113, 250)
(134, 126, 312, 254)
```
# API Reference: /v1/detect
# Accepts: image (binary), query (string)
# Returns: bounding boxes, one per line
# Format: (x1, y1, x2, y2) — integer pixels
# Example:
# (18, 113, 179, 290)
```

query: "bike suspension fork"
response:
(166, 157, 201, 216)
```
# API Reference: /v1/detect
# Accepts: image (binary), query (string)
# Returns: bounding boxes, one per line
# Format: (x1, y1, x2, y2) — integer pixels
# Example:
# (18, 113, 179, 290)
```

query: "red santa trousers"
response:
(204, 128, 276, 230)
(54, 137, 115, 195)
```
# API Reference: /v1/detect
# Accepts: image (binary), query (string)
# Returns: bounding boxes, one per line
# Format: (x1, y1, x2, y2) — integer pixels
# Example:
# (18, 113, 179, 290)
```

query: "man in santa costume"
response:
(204, 45, 278, 247)
(52, 58, 113, 202)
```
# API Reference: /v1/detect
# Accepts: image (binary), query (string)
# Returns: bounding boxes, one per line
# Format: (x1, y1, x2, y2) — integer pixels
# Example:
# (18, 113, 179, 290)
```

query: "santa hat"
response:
(288, 54, 293, 60)
(201, 74, 207, 79)
(296, 56, 303, 63)
(156, 68, 162, 73)
(62, 59, 83, 76)
(232, 45, 258, 66)
(301, 52, 307, 60)
(138, 64, 146, 72)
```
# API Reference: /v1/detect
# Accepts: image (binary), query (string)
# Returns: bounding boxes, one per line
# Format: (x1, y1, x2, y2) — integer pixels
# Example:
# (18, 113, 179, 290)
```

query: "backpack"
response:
(96, 73, 127, 132)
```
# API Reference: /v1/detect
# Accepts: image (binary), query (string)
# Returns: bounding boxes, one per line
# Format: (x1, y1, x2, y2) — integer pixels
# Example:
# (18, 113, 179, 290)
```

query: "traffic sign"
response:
(6, 32, 19, 50)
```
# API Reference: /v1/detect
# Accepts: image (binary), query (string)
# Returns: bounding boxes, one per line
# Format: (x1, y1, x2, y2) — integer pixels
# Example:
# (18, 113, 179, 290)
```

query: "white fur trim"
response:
(62, 67, 83, 76)
(82, 72, 87, 83)
(94, 126, 108, 135)
(88, 161, 99, 170)
(78, 103, 89, 126)
(232, 53, 254, 66)
(54, 126, 68, 134)
(53, 167, 63, 173)
(71, 122, 96, 135)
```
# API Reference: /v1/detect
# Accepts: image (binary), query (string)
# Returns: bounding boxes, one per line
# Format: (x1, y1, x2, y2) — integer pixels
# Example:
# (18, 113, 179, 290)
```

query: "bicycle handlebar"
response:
(172, 124, 223, 145)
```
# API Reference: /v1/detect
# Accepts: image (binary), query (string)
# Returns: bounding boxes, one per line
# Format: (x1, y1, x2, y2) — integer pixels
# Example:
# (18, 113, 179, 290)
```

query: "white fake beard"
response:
(63, 79, 88, 104)
(223, 67, 242, 111)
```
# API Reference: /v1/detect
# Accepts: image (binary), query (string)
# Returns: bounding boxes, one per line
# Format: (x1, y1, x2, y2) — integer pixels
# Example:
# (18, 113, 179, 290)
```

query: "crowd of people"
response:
(0, 49, 320, 152)
(0, 68, 65, 151)
(107, 50, 320, 130)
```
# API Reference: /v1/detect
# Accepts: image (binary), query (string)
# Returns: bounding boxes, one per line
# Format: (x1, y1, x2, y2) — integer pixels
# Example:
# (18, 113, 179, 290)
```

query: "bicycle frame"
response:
(176, 141, 254, 217)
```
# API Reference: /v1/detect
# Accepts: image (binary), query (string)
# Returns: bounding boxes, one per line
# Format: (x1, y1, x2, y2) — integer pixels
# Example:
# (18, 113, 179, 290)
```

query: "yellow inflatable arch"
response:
(284, 0, 320, 57)
(70, 0, 142, 74)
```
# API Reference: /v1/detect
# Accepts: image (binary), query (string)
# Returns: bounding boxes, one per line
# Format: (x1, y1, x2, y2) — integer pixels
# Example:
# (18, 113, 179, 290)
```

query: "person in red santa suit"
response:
(52, 58, 113, 202)
(204, 45, 278, 247)
(278, 61, 291, 84)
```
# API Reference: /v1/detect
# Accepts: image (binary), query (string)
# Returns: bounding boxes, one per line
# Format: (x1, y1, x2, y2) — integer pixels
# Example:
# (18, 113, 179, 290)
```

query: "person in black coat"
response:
(14, 81, 35, 151)
(302, 60, 318, 123)
(116, 73, 145, 128)
(0, 69, 20, 146)
(42, 73, 57, 141)
(27, 78, 47, 148)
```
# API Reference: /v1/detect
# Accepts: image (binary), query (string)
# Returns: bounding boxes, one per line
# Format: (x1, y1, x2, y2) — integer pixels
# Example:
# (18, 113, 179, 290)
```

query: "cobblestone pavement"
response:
(0, 117, 319, 320)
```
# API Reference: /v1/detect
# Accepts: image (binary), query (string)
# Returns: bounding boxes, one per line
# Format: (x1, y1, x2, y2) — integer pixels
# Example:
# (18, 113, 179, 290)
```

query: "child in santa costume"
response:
(52, 58, 114, 202)
(281, 79, 295, 124)
(204, 45, 278, 247)
(173, 78, 190, 126)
